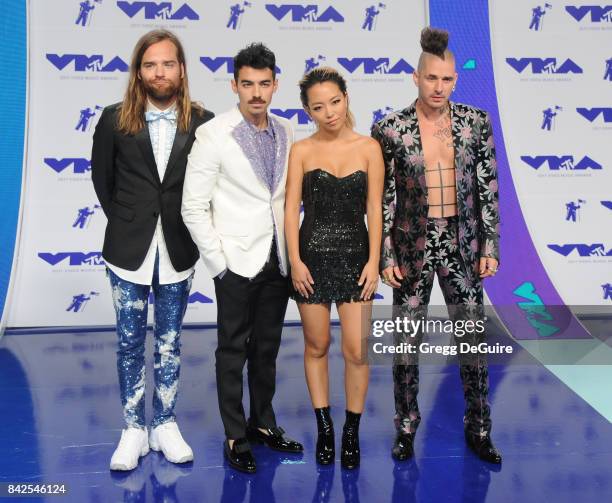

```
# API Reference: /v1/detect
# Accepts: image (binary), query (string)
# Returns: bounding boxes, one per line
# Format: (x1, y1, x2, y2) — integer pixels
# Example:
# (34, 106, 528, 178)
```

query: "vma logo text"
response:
(45, 158, 91, 174)
(506, 58, 583, 74)
(576, 107, 612, 123)
(565, 5, 612, 22)
(47, 54, 128, 72)
(338, 57, 414, 74)
(39, 252, 105, 266)
(116, 2, 199, 20)
(520, 155, 602, 170)
(265, 4, 344, 22)
(548, 243, 612, 257)
(200, 57, 281, 75)
(271, 108, 312, 125)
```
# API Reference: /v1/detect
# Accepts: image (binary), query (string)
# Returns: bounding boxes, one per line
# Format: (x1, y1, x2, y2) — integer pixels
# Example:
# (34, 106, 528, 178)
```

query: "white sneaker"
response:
(149, 422, 194, 464)
(110, 427, 150, 471)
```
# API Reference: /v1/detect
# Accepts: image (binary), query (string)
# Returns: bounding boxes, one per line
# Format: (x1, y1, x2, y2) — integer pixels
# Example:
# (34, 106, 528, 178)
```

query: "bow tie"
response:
(145, 110, 177, 123)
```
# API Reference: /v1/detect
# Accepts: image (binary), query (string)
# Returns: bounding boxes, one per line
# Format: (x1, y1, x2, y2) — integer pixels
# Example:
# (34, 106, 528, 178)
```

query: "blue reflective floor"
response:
(1, 325, 611, 502)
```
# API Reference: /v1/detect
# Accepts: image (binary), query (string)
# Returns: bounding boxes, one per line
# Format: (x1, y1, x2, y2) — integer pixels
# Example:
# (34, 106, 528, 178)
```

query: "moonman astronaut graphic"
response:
(565, 201, 582, 222)
(66, 292, 99, 312)
(76, 107, 98, 132)
(362, 4, 381, 31)
(304, 55, 325, 72)
(372, 107, 393, 126)
(73, 205, 99, 228)
(529, 5, 549, 31)
(541, 107, 558, 131)
(75, 0, 96, 26)
(604, 58, 612, 81)
(227, 3, 245, 29)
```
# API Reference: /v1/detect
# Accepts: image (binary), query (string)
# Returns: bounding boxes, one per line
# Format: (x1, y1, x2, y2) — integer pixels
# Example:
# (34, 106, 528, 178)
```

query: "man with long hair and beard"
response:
(91, 29, 214, 471)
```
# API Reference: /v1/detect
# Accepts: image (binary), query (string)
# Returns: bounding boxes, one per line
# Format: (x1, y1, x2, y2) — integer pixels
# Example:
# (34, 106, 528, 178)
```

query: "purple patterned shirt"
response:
(244, 116, 276, 192)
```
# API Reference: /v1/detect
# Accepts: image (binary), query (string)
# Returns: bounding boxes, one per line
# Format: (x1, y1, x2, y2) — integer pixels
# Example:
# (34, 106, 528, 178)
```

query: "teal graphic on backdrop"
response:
(514, 282, 560, 337)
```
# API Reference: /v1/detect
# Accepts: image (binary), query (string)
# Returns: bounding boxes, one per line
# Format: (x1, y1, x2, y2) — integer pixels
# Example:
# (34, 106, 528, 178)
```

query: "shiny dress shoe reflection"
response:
(220, 468, 250, 503)
(219, 450, 283, 503)
(391, 459, 420, 502)
(461, 455, 498, 503)
(250, 452, 283, 503)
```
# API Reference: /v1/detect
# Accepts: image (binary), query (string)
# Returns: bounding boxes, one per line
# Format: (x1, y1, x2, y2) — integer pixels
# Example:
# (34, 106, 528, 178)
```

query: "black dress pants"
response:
(213, 247, 289, 439)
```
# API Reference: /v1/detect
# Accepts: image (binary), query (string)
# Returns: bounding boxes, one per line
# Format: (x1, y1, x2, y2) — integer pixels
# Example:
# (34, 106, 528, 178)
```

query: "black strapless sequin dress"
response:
(291, 168, 369, 304)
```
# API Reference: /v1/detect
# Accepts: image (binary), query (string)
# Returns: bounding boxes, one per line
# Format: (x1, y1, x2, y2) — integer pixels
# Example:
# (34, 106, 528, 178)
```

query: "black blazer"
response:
(91, 102, 214, 271)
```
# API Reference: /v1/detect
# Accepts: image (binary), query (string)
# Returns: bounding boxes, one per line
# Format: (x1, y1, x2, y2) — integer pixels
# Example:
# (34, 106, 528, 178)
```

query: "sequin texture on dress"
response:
(292, 169, 369, 304)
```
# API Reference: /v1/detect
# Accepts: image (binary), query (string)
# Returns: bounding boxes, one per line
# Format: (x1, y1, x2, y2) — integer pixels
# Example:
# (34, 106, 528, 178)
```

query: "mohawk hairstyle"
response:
(420, 27, 449, 57)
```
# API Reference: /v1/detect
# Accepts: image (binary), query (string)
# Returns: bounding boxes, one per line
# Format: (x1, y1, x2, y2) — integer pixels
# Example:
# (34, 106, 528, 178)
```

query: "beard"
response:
(142, 78, 179, 103)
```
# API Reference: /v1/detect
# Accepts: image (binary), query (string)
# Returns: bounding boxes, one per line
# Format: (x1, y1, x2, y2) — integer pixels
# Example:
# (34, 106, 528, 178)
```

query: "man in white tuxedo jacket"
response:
(182, 43, 303, 473)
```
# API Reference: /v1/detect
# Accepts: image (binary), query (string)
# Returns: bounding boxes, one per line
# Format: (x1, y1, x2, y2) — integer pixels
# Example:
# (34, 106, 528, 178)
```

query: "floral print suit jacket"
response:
(371, 100, 500, 293)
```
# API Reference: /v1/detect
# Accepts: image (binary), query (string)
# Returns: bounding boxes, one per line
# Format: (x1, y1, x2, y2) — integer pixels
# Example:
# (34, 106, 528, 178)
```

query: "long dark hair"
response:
(118, 29, 202, 134)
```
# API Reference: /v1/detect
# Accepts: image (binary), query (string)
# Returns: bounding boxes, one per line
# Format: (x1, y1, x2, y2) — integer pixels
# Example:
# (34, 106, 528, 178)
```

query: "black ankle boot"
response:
(341, 410, 361, 469)
(314, 407, 335, 465)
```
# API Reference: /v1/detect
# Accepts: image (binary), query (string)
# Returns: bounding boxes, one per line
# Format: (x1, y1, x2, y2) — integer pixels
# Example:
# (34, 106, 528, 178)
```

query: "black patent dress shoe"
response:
(224, 438, 256, 473)
(247, 426, 304, 453)
(465, 431, 502, 464)
(391, 432, 415, 461)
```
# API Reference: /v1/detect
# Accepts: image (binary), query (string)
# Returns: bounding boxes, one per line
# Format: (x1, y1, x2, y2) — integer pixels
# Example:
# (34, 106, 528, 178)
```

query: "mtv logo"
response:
(548, 243, 612, 257)
(337, 57, 414, 74)
(44, 158, 91, 174)
(565, 5, 612, 22)
(506, 58, 583, 74)
(520, 155, 602, 170)
(265, 4, 344, 22)
(38, 252, 105, 266)
(576, 107, 612, 123)
(200, 57, 281, 74)
(271, 108, 312, 125)
(116, 2, 199, 20)
(46, 54, 128, 72)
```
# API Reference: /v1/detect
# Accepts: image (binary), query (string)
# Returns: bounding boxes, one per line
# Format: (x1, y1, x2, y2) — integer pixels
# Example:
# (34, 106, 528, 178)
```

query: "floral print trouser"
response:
(392, 217, 492, 437)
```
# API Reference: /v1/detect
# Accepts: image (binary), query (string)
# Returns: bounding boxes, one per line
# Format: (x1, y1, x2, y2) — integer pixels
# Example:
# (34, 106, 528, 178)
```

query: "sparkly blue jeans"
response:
(108, 257, 193, 429)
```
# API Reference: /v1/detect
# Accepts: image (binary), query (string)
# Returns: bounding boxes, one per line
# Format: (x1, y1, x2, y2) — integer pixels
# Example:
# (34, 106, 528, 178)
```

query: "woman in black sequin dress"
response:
(285, 67, 384, 469)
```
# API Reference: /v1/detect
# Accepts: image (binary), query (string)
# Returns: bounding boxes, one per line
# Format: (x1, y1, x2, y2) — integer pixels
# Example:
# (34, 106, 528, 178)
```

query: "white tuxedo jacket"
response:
(182, 106, 293, 279)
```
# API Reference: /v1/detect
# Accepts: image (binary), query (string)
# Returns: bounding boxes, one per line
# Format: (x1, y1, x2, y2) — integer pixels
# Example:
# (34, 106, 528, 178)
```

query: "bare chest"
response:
(419, 116, 455, 171)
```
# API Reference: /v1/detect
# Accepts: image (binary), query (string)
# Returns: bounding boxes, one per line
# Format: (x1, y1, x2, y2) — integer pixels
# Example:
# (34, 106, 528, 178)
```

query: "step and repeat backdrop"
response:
(4, 0, 611, 328)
